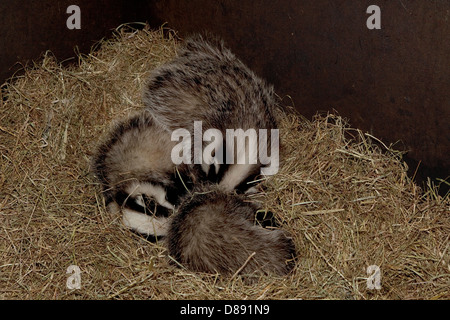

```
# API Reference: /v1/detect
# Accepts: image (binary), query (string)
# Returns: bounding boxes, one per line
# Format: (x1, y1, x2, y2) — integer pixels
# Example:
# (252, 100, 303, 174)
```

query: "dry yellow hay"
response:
(0, 25, 448, 300)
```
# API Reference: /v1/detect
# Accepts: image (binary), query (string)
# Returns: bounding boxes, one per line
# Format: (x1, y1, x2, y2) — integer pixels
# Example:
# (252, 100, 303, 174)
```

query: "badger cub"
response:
(93, 110, 198, 240)
(142, 34, 279, 192)
(168, 185, 296, 276)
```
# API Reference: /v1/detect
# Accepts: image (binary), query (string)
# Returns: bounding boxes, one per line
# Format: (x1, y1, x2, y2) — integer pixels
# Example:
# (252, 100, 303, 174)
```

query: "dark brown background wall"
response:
(0, 0, 137, 80)
(1, 0, 449, 193)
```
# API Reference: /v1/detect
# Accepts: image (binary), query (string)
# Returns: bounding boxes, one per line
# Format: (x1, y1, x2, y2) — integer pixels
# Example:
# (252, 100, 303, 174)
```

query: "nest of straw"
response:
(0, 25, 448, 300)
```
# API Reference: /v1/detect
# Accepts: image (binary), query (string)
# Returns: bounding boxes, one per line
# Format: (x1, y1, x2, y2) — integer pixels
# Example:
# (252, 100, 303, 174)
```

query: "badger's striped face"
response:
(125, 181, 175, 211)
(111, 181, 177, 241)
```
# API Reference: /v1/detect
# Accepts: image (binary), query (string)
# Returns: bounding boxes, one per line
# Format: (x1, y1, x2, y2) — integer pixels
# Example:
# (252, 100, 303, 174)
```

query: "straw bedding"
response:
(0, 25, 448, 299)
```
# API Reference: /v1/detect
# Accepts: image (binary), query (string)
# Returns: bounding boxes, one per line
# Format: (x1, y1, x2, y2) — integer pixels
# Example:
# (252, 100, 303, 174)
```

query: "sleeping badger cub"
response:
(92, 110, 198, 240)
(142, 34, 279, 193)
(168, 184, 296, 276)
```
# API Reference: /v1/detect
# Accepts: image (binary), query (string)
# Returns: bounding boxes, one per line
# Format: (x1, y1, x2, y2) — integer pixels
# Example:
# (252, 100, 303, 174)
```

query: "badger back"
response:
(167, 187, 296, 276)
(142, 34, 278, 134)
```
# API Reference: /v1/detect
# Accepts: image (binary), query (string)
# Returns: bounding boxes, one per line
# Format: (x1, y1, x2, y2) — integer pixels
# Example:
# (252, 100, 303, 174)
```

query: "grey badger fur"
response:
(168, 185, 296, 276)
(92, 110, 199, 239)
(142, 34, 278, 192)
(91, 34, 294, 275)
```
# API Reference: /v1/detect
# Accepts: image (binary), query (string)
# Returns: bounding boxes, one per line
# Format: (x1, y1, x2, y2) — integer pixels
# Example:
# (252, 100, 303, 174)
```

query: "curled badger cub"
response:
(168, 185, 296, 276)
(93, 110, 197, 240)
(92, 34, 296, 277)
(142, 34, 279, 192)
